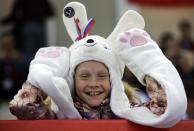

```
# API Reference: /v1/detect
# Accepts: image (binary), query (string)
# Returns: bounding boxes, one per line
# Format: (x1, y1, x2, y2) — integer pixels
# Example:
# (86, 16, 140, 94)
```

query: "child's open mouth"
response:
(85, 91, 103, 96)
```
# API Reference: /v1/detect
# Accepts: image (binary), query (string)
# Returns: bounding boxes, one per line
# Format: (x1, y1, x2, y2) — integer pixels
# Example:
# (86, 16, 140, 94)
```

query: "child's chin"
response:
(85, 94, 106, 107)
(88, 100, 103, 107)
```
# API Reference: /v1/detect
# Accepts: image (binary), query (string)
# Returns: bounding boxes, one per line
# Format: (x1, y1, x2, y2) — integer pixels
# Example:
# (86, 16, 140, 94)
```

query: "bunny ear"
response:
(62, 2, 88, 42)
(107, 10, 145, 49)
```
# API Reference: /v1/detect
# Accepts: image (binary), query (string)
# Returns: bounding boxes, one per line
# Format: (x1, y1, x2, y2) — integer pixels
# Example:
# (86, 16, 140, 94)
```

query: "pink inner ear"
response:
(130, 36, 147, 46)
(41, 51, 60, 58)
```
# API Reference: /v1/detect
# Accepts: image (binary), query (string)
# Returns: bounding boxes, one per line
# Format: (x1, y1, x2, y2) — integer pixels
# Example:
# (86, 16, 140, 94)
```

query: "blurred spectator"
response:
(177, 20, 194, 119)
(176, 51, 194, 119)
(0, 32, 28, 100)
(178, 20, 194, 51)
(0, 32, 20, 60)
(160, 31, 194, 119)
(159, 32, 181, 68)
(0, 0, 55, 59)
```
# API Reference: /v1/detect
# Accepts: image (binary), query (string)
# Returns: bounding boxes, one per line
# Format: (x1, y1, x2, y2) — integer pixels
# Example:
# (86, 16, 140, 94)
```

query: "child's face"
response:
(75, 61, 111, 107)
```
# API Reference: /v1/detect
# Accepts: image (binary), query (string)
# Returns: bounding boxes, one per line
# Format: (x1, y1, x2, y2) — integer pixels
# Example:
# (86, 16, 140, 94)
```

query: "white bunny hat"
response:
(63, 2, 186, 128)
(27, 1, 187, 128)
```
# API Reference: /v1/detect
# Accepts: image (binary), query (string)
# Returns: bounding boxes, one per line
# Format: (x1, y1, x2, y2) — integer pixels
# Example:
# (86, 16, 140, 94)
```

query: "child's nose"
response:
(88, 77, 99, 88)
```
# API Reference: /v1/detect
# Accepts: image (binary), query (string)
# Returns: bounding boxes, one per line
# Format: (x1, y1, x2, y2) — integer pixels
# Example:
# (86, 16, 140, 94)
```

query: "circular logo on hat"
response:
(64, 7, 75, 18)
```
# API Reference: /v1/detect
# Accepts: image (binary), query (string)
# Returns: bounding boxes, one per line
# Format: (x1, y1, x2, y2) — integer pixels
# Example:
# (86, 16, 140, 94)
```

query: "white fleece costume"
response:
(27, 2, 187, 128)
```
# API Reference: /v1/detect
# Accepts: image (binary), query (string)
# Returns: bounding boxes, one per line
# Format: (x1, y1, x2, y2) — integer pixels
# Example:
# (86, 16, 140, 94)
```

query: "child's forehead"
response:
(75, 60, 109, 72)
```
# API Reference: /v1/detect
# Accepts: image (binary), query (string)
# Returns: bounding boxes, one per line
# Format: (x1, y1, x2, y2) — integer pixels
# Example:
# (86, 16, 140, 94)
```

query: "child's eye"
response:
(98, 74, 109, 79)
(80, 74, 89, 79)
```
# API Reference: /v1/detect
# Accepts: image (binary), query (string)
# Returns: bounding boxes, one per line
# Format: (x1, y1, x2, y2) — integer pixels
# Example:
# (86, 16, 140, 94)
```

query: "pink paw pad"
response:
(130, 36, 147, 46)
(38, 47, 65, 58)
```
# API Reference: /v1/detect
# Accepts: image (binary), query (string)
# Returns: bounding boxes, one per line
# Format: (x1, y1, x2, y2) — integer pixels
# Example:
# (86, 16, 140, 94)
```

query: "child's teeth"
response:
(88, 92, 101, 96)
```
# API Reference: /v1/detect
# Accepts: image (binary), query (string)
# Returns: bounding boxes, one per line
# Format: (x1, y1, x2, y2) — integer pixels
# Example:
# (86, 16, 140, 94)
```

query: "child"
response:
(9, 39, 166, 120)
(73, 60, 113, 119)
(9, 2, 186, 128)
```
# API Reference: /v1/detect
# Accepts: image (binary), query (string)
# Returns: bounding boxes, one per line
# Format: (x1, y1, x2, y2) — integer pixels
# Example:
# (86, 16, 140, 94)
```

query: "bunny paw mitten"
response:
(116, 28, 187, 127)
(27, 47, 81, 119)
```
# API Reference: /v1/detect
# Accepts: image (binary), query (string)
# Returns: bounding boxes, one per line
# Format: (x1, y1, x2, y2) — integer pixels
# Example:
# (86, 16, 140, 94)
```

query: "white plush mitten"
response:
(115, 28, 187, 128)
(27, 47, 81, 119)
(29, 47, 69, 78)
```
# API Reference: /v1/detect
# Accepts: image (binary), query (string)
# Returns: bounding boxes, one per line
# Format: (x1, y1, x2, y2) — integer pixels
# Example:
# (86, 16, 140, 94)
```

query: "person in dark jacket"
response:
(1, 0, 55, 57)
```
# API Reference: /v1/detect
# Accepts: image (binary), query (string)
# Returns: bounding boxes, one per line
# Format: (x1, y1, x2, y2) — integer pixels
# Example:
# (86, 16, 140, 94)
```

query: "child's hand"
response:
(144, 75, 167, 115)
(130, 76, 167, 115)
(9, 83, 55, 120)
